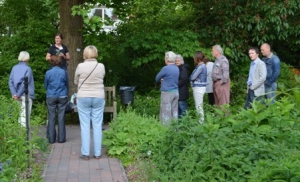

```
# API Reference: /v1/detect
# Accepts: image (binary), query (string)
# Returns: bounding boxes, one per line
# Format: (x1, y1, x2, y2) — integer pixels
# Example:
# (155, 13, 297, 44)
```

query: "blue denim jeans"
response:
(77, 97, 105, 157)
(178, 101, 187, 118)
(265, 82, 277, 104)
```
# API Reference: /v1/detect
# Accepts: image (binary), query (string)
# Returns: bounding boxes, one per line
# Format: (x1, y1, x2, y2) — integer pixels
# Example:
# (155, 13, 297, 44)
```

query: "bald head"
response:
(261, 43, 271, 57)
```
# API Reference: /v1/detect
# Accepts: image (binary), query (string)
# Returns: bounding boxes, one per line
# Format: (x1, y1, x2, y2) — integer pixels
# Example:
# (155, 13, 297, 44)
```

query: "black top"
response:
(47, 44, 69, 69)
(178, 64, 189, 101)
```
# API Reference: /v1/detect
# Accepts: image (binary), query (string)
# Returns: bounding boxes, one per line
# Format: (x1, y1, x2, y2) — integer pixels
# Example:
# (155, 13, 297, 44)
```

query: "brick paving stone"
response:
(42, 125, 128, 182)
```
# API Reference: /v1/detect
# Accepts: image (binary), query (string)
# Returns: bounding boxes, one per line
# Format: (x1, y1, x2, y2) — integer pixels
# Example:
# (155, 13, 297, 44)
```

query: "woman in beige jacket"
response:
(74, 45, 105, 160)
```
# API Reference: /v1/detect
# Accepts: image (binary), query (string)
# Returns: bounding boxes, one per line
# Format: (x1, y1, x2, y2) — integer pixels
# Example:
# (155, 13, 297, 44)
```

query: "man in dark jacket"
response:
(175, 55, 189, 118)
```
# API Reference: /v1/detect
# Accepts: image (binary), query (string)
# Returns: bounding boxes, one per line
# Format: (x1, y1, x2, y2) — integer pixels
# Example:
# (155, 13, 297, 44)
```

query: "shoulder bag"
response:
(74, 62, 98, 105)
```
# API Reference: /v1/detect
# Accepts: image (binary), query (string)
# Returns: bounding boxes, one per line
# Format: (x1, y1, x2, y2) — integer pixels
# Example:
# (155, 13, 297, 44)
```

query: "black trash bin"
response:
(120, 86, 135, 105)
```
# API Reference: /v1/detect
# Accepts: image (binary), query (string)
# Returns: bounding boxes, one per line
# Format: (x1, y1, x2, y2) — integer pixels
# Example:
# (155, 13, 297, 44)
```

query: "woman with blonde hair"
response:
(74, 45, 105, 160)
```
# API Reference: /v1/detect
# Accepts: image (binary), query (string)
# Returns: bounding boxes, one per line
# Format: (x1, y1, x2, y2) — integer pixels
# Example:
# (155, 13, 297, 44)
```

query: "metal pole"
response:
(24, 76, 30, 168)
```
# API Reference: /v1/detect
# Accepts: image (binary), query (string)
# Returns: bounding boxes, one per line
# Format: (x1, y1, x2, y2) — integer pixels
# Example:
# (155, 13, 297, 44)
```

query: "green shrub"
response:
(103, 108, 167, 166)
(0, 95, 48, 181)
(127, 90, 161, 118)
(143, 89, 300, 182)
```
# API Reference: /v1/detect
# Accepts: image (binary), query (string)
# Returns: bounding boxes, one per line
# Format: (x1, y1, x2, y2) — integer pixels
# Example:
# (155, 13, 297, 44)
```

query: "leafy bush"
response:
(103, 108, 167, 166)
(278, 62, 300, 90)
(144, 91, 300, 182)
(0, 95, 48, 181)
(131, 90, 161, 118)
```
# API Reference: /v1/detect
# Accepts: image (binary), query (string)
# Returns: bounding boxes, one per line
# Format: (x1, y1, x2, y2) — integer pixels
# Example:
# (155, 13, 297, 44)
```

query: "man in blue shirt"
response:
(260, 43, 280, 104)
(9, 51, 35, 127)
(155, 51, 179, 125)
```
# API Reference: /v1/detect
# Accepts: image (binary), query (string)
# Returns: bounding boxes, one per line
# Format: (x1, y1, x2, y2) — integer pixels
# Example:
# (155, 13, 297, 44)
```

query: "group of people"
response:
(8, 33, 106, 160)
(155, 43, 280, 125)
(8, 35, 281, 158)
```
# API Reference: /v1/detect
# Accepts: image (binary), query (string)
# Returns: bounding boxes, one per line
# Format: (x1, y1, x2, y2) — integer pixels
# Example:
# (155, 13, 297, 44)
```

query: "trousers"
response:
(213, 79, 230, 105)
(46, 97, 68, 143)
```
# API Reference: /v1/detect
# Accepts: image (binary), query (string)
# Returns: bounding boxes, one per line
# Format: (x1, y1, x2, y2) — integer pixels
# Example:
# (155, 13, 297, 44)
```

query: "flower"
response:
(147, 150, 152, 156)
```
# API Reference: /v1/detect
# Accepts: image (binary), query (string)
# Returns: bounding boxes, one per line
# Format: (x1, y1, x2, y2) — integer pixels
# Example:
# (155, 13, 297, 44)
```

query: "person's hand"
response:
(160, 78, 164, 82)
(12, 95, 21, 101)
(265, 81, 271, 87)
(59, 53, 65, 58)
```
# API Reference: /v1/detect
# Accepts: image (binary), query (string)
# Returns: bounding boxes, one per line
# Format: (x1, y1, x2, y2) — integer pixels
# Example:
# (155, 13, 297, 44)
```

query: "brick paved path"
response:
(41, 125, 128, 182)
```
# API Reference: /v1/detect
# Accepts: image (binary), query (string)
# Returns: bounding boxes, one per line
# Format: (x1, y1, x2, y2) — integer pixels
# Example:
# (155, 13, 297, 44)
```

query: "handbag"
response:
(73, 63, 98, 105)
(65, 102, 75, 114)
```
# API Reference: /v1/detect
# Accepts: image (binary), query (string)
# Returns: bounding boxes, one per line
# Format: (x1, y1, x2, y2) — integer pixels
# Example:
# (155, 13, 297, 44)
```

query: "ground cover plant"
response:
(0, 95, 49, 181)
(146, 93, 300, 181)
(103, 108, 168, 167)
(103, 71, 300, 181)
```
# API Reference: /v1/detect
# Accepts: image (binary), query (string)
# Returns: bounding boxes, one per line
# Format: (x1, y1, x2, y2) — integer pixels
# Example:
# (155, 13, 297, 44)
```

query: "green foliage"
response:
(31, 102, 47, 125)
(141, 91, 300, 181)
(0, 95, 47, 181)
(194, 0, 300, 65)
(105, 85, 300, 181)
(132, 90, 161, 117)
(119, 28, 201, 67)
(103, 108, 167, 166)
(0, 0, 58, 103)
(278, 62, 300, 91)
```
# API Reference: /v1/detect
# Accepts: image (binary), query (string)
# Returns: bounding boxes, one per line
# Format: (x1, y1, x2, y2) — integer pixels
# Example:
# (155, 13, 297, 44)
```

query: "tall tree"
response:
(59, 0, 84, 95)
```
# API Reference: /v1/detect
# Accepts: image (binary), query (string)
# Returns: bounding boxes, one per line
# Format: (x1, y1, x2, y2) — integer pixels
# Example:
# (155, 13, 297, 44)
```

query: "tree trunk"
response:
(59, 0, 84, 96)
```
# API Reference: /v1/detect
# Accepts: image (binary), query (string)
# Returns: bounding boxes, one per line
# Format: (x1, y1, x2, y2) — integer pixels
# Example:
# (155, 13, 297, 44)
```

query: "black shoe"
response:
(80, 155, 89, 160)
(94, 156, 101, 159)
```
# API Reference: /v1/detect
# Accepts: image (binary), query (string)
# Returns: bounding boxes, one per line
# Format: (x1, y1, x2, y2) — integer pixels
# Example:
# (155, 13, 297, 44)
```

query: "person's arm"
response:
(28, 68, 35, 99)
(8, 69, 17, 96)
(251, 62, 267, 90)
(74, 65, 80, 85)
(221, 59, 230, 84)
(46, 53, 51, 61)
(178, 67, 189, 87)
(65, 70, 69, 91)
(16, 69, 29, 98)
(44, 72, 48, 90)
(155, 67, 166, 82)
(269, 56, 280, 84)
(63, 45, 70, 61)
(190, 66, 201, 81)
(65, 52, 70, 61)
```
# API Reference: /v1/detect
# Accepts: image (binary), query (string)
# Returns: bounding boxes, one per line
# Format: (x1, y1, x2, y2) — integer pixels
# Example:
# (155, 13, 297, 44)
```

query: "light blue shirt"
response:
(155, 64, 179, 91)
(247, 59, 258, 86)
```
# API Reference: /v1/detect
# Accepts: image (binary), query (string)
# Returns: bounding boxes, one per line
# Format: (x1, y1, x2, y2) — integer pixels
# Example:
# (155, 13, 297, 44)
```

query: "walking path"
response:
(41, 125, 128, 182)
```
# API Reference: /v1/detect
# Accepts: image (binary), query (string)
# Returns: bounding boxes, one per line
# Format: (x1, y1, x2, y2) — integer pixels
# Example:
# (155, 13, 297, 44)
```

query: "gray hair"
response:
(165, 51, 176, 63)
(213, 45, 224, 55)
(18, 51, 30, 62)
(176, 54, 184, 64)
